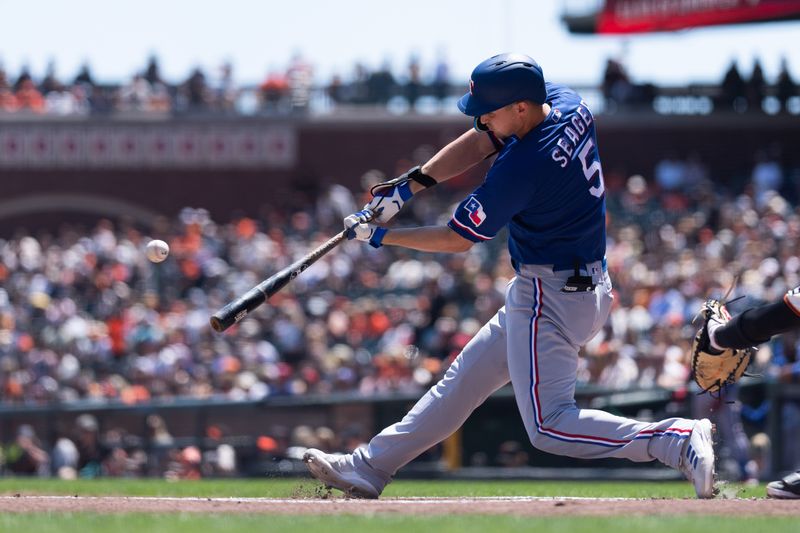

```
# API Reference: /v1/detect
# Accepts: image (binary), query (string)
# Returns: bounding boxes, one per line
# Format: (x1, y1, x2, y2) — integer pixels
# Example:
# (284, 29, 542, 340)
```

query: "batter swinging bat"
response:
(209, 210, 374, 332)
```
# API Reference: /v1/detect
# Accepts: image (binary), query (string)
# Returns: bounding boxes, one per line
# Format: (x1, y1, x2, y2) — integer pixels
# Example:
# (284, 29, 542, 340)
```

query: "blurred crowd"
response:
(1, 146, 800, 477)
(0, 57, 239, 116)
(1, 53, 796, 117)
(0, 412, 349, 480)
(602, 56, 798, 114)
(0, 53, 451, 116)
(0, 187, 507, 405)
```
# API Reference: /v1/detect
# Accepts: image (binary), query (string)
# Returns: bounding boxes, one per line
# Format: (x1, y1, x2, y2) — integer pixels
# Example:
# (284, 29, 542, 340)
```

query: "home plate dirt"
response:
(0, 496, 797, 516)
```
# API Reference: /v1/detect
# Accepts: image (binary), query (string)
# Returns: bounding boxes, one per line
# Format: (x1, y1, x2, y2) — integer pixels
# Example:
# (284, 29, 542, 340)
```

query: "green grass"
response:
(0, 478, 780, 533)
(0, 477, 767, 499)
(0, 514, 795, 533)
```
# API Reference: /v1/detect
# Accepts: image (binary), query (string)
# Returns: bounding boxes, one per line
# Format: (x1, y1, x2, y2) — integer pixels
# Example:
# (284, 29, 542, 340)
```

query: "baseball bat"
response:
(209, 211, 374, 332)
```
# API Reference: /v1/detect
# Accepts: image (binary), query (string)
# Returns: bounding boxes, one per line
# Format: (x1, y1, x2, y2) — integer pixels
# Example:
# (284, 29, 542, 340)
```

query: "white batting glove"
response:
(366, 180, 414, 224)
(365, 167, 438, 223)
(344, 210, 388, 248)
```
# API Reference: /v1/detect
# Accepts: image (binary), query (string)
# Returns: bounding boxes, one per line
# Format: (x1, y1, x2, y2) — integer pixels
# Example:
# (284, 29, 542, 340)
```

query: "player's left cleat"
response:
(679, 418, 716, 499)
(303, 448, 381, 499)
(766, 471, 800, 499)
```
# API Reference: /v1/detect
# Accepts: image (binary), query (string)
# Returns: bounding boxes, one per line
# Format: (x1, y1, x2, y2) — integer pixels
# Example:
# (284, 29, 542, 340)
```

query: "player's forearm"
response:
(382, 226, 474, 253)
(407, 129, 496, 194)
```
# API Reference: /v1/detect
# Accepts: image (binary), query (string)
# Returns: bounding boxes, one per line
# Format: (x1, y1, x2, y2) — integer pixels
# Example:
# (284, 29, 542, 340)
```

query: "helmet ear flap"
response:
(473, 116, 489, 132)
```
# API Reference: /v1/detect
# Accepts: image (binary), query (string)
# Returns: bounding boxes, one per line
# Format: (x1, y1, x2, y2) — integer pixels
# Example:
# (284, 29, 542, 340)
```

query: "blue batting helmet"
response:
(457, 53, 546, 117)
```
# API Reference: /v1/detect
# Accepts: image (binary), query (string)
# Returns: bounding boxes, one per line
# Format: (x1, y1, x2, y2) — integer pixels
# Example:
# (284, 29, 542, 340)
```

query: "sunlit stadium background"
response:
(1, 0, 800, 488)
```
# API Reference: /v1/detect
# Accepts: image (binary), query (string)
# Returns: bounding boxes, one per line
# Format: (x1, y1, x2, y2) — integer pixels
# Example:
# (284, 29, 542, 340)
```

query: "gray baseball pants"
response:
(353, 262, 697, 489)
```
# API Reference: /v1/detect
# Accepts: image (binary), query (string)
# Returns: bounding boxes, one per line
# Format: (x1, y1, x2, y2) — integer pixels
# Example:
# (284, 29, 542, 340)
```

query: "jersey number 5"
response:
(578, 138, 605, 198)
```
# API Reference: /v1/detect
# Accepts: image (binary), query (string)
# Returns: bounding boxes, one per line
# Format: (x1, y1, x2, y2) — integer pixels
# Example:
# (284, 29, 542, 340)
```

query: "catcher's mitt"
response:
(691, 299, 753, 394)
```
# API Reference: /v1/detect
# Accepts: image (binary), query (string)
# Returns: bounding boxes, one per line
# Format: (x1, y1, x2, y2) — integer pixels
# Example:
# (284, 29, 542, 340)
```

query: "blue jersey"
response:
(447, 82, 606, 269)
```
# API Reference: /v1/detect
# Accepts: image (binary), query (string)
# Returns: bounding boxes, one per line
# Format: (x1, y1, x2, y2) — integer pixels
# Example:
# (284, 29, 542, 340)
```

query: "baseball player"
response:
(696, 287, 800, 498)
(304, 53, 716, 499)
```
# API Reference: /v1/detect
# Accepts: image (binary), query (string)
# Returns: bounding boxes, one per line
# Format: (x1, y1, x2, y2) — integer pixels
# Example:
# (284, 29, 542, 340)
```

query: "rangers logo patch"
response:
(469, 79, 475, 95)
(464, 196, 486, 226)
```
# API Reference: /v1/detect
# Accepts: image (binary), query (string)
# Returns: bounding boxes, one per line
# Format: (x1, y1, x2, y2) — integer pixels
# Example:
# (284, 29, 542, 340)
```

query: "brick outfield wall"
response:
(0, 113, 798, 233)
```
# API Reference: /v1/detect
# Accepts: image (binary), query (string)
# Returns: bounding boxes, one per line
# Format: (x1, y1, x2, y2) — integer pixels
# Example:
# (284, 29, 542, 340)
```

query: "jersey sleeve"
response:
(447, 153, 535, 243)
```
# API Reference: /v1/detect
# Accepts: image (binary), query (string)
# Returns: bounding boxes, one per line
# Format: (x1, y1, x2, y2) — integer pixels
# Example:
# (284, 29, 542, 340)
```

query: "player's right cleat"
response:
(303, 449, 381, 499)
(766, 471, 800, 499)
(679, 418, 716, 499)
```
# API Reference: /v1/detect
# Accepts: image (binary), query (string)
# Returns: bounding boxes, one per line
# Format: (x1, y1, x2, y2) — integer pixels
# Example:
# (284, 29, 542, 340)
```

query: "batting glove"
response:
(366, 167, 436, 223)
(344, 210, 388, 248)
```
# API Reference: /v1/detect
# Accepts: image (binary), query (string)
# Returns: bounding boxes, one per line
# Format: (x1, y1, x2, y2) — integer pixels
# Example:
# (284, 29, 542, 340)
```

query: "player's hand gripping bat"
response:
(209, 209, 375, 332)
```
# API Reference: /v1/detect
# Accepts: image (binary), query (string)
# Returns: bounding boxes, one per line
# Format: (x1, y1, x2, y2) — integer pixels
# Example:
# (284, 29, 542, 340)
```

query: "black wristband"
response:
(407, 166, 437, 188)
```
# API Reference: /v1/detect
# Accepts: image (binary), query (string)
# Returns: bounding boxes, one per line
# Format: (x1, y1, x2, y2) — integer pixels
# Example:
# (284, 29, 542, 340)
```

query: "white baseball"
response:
(145, 239, 170, 263)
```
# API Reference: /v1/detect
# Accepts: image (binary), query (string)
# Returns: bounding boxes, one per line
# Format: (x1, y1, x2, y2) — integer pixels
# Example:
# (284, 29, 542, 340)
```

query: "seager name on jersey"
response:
(550, 101, 594, 168)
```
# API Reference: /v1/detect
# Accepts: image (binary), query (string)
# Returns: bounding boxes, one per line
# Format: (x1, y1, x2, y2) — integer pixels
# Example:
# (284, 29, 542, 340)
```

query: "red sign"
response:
(598, 0, 800, 33)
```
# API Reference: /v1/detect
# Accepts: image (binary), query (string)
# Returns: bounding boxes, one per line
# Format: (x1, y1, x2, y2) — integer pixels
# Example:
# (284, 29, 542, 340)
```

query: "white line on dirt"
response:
(0, 496, 645, 503)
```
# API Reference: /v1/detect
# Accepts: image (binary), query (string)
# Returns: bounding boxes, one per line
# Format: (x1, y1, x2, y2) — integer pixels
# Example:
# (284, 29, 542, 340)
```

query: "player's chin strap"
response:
(473, 118, 506, 159)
